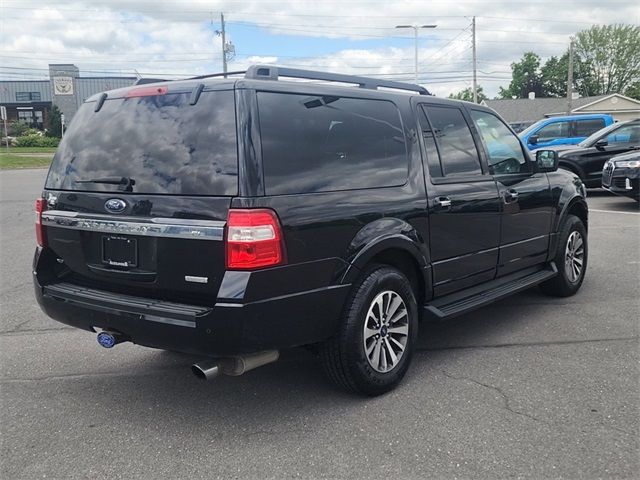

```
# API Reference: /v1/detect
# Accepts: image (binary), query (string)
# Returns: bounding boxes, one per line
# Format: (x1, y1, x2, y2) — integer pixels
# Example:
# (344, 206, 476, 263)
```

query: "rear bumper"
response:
(34, 265, 350, 357)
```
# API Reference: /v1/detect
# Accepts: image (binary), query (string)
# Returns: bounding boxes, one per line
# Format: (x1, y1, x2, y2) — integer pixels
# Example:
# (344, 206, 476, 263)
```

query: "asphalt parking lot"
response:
(1, 168, 638, 479)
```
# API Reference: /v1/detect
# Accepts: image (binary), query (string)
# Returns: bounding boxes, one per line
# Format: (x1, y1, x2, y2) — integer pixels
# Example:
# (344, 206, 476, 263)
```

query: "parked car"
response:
(541, 119, 640, 188)
(519, 113, 614, 150)
(602, 151, 640, 201)
(33, 66, 589, 395)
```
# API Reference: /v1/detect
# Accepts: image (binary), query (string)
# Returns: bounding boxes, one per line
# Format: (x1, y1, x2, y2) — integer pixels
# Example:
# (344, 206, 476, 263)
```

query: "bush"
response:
(9, 120, 29, 137)
(24, 128, 44, 137)
(14, 135, 60, 148)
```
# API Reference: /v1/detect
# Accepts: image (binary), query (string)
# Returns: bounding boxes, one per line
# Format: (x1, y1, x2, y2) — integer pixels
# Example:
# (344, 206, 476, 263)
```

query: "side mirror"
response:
(595, 139, 608, 150)
(536, 150, 559, 172)
(529, 134, 539, 145)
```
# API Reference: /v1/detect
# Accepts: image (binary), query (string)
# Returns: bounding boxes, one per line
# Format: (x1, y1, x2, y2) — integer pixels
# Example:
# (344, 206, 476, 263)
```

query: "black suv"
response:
(34, 66, 589, 395)
(546, 119, 640, 188)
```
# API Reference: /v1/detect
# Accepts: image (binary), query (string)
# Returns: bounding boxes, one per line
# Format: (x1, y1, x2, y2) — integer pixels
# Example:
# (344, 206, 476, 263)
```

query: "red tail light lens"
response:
(226, 209, 285, 270)
(35, 198, 46, 247)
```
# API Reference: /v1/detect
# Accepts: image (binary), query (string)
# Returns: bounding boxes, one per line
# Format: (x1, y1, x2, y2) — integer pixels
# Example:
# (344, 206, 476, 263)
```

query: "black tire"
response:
(319, 265, 418, 396)
(540, 214, 588, 297)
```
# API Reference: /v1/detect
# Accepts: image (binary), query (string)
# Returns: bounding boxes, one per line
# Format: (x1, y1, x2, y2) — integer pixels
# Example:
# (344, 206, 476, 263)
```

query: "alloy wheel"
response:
(564, 231, 585, 283)
(363, 290, 409, 373)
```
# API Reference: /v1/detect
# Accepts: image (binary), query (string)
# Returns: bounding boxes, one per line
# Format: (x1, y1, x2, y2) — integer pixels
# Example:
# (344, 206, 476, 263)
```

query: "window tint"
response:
(258, 92, 407, 195)
(470, 110, 529, 175)
(423, 106, 481, 177)
(606, 124, 640, 145)
(46, 90, 238, 195)
(536, 121, 570, 141)
(574, 118, 605, 137)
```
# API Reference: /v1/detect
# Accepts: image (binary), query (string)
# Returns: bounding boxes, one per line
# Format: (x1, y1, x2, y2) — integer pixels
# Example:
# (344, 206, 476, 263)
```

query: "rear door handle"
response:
(434, 196, 452, 210)
(504, 189, 519, 203)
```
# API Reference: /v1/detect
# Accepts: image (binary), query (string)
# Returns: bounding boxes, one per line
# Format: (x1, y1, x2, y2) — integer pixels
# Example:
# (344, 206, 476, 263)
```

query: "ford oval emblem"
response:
(104, 198, 127, 213)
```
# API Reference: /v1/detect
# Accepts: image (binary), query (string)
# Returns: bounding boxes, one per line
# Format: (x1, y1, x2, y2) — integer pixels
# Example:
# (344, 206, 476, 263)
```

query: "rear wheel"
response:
(540, 214, 587, 297)
(319, 265, 418, 396)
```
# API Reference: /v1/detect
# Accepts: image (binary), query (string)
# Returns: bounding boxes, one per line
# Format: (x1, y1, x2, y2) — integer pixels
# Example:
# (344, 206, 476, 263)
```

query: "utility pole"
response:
(472, 16, 477, 103)
(395, 24, 437, 84)
(220, 13, 227, 77)
(567, 37, 574, 114)
(414, 27, 419, 84)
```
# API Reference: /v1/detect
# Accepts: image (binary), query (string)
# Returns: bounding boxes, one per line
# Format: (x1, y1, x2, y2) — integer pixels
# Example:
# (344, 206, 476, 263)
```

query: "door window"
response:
(470, 110, 529, 175)
(606, 124, 640, 145)
(536, 121, 570, 141)
(573, 118, 605, 137)
(422, 105, 481, 177)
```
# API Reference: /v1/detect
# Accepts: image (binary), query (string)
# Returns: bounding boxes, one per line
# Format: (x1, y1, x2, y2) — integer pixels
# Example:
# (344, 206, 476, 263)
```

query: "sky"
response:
(1, 0, 639, 98)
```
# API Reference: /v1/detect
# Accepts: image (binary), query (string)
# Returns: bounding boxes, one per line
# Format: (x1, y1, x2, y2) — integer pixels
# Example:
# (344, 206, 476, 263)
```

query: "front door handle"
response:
(434, 196, 452, 210)
(504, 189, 519, 203)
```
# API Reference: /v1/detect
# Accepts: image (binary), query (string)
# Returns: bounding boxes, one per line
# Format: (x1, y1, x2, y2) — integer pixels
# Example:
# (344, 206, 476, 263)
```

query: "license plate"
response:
(102, 236, 137, 267)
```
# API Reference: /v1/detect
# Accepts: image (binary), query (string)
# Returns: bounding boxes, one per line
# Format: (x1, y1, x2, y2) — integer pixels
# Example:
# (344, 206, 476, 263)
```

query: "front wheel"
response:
(319, 265, 418, 396)
(540, 214, 588, 297)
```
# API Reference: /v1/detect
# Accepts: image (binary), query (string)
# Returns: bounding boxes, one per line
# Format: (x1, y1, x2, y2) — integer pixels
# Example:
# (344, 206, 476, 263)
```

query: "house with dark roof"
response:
(482, 94, 640, 131)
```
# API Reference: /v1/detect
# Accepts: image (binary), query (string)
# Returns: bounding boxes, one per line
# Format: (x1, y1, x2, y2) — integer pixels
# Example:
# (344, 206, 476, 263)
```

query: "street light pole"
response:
(395, 24, 437, 84)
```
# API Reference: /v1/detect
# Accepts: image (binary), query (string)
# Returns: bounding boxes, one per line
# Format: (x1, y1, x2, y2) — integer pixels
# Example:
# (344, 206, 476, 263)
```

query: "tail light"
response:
(226, 209, 285, 270)
(35, 198, 47, 247)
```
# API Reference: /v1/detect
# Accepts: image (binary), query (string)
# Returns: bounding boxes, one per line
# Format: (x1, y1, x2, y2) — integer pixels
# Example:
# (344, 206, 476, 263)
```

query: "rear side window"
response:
(422, 105, 481, 177)
(46, 90, 238, 196)
(606, 123, 640, 144)
(574, 118, 606, 137)
(258, 92, 407, 195)
(536, 121, 569, 141)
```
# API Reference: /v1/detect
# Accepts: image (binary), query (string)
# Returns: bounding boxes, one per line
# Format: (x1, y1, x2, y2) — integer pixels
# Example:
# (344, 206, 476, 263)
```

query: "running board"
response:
(423, 263, 558, 321)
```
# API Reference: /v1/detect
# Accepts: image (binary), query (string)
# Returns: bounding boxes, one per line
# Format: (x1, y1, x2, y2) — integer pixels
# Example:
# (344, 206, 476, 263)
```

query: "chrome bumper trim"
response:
(41, 210, 225, 240)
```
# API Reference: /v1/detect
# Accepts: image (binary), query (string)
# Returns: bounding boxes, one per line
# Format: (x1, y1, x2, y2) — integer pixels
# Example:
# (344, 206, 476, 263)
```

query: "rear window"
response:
(257, 92, 408, 195)
(46, 90, 238, 196)
(574, 118, 605, 137)
(536, 121, 570, 141)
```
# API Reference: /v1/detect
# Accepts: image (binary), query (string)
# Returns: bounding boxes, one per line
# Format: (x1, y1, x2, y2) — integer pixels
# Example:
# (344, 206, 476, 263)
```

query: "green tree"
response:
(499, 52, 544, 99)
(448, 85, 487, 103)
(574, 24, 640, 95)
(540, 53, 597, 98)
(540, 54, 569, 98)
(48, 105, 62, 138)
(624, 82, 640, 100)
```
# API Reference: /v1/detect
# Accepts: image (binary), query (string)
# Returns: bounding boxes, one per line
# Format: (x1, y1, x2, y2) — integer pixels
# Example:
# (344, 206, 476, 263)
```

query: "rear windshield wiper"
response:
(75, 176, 136, 192)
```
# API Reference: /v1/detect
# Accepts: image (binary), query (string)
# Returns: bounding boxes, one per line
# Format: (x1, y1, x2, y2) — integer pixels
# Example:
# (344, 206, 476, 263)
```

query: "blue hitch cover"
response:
(97, 331, 119, 349)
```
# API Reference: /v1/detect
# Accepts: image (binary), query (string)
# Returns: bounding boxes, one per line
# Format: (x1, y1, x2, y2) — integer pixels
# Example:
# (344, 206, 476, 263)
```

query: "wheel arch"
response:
(548, 195, 588, 261)
(565, 197, 588, 231)
(341, 235, 431, 306)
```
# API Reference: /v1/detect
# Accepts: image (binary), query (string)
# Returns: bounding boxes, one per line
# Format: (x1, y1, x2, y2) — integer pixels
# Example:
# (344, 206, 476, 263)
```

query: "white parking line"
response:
(590, 209, 639, 216)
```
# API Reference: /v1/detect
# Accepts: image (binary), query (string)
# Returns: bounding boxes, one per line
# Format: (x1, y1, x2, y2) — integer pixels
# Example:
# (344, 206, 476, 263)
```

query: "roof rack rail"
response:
(244, 65, 431, 95)
(188, 71, 246, 80)
(134, 78, 167, 85)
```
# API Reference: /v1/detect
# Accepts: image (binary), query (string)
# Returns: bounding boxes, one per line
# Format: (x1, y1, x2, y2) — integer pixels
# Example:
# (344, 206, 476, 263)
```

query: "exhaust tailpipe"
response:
(191, 360, 222, 381)
(191, 350, 279, 380)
